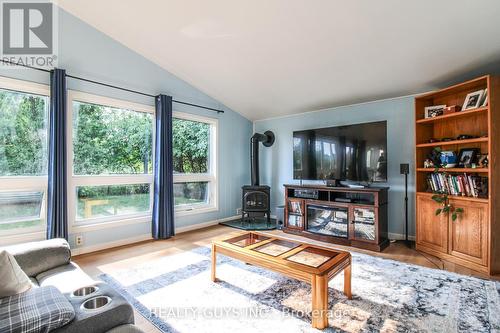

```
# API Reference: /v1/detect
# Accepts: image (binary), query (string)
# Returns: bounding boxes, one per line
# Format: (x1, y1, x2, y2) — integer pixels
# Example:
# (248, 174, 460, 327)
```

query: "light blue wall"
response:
(254, 96, 416, 237)
(0, 8, 252, 248)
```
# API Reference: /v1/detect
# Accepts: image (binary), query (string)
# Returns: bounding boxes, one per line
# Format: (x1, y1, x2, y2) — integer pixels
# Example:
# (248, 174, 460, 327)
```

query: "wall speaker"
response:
(400, 163, 410, 175)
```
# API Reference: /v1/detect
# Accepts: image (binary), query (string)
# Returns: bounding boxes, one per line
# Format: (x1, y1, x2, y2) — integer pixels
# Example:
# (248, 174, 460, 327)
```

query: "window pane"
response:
(174, 182, 209, 207)
(76, 184, 150, 220)
(0, 191, 44, 231)
(73, 101, 153, 175)
(173, 118, 210, 174)
(0, 89, 49, 176)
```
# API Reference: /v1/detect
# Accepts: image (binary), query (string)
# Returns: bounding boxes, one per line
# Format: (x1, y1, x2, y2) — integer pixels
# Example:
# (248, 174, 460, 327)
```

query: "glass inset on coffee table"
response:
(253, 239, 300, 256)
(285, 247, 339, 267)
(223, 233, 270, 247)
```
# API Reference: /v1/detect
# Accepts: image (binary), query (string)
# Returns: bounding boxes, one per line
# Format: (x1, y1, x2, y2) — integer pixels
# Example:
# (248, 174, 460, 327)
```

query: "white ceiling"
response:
(57, 0, 500, 121)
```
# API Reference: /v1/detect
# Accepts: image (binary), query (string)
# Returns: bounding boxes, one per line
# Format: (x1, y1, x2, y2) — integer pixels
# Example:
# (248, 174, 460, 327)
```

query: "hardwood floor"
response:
(72, 225, 494, 333)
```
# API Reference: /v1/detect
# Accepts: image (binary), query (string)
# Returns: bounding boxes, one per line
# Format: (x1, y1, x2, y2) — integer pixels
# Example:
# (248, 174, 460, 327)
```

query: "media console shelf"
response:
(283, 184, 389, 252)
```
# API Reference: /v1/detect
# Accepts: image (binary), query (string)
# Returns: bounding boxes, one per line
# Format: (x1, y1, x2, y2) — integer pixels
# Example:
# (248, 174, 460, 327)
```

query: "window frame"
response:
(0, 76, 50, 240)
(172, 111, 218, 216)
(67, 91, 156, 233)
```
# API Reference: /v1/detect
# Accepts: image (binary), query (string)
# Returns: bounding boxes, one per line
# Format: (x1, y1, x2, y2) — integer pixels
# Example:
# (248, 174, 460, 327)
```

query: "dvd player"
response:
(294, 189, 319, 199)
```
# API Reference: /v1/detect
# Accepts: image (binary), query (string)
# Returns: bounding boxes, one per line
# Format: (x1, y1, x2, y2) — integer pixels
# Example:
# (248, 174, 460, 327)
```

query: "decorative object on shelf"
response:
(444, 105, 461, 114)
(456, 134, 476, 140)
(478, 154, 489, 168)
(439, 151, 457, 168)
(441, 137, 454, 142)
(462, 90, 485, 110)
(481, 88, 488, 107)
(427, 147, 443, 167)
(424, 105, 446, 118)
(457, 148, 480, 168)
(427, 138, 440, 143)
(423, 159, 435, 168)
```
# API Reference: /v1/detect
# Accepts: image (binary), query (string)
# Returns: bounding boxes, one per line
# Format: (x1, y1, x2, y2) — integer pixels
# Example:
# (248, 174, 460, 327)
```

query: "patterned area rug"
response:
(100, 247, 500, 333)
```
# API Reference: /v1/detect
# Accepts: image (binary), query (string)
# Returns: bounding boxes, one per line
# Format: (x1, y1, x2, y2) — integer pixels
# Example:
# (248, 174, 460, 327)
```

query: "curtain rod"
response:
(0, 59, 224, 114)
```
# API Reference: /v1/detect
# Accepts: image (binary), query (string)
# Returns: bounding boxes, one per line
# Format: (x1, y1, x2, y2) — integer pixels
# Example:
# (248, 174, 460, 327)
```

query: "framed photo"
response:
(457, 148, 480, 168)
(424, 105, 446, 119)
(481, 88, 488, 107)
(478, 154, 489, 168)
(462, 90, 484, 110)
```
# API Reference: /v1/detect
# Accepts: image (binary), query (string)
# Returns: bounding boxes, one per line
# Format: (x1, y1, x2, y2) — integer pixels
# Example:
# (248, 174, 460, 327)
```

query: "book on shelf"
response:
(426, 173, 488, 198)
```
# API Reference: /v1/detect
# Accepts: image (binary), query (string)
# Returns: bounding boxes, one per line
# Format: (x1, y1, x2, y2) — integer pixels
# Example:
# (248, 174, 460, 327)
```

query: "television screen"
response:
(293, 121, 387, 182)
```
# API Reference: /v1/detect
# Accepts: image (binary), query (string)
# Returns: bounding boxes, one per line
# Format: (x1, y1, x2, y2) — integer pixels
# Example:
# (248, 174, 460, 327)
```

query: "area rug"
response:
(99, 247, 500, 333)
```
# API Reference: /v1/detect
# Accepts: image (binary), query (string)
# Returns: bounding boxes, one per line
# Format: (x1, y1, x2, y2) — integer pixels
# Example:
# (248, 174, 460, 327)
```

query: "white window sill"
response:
(71, 215, 152, 233)
(70, 205, 219, 233)
(0, 230, 45, 246)
(175, 205, 218, 217)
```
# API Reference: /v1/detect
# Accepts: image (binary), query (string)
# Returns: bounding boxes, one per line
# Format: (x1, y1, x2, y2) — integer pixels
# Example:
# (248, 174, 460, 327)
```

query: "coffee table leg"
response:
(211, 243, 217, 282)
(344, 263, 352, 300)
(311, 275, 328, 329)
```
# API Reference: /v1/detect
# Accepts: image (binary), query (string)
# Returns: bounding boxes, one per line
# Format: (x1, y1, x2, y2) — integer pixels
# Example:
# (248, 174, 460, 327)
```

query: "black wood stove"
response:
(241, 131, 275, 223)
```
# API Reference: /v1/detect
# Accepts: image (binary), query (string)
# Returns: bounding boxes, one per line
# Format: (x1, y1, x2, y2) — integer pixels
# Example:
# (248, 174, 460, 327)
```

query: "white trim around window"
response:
(66, 92, 220, 233)
(0, 76, 49, 241)
(172, 111, 218, 216)
(67, 91, 156, 234)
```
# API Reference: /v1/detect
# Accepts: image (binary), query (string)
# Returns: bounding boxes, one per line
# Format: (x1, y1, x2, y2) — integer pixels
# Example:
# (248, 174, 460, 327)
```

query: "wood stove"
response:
(241, 185, 270, 222)
(241, 131, 275, 223)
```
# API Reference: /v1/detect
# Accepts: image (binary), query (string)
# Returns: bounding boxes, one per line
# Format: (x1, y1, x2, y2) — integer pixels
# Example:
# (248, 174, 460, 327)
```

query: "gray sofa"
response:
(2, 239, 144, 333)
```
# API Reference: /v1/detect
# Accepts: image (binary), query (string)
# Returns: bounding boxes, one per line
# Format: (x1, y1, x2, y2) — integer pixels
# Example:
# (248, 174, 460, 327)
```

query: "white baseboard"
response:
(175, 215, 239, 233)
(388, 232, 416, 241)
(71, 215, 240, 256)
(71, 233, 152, 256)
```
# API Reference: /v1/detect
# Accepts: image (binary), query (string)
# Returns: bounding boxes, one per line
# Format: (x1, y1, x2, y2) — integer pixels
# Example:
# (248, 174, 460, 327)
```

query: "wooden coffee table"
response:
(211, 232, 352, 329)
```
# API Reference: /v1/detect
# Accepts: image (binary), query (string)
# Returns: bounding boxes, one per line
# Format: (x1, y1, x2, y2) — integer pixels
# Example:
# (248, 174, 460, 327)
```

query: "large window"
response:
(0, 78, 49, 236)
(173, 113, 217, 213)
(68, 92, 154, 228)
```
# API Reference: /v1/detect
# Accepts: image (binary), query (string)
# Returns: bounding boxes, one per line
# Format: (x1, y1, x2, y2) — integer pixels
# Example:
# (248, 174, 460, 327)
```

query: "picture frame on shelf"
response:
(481, 88, 488, 107)
(478, 154, 489, 168)
(424, 105, 446, 118)
(457, 148, 480, 168)
(462, 90, 484, 110)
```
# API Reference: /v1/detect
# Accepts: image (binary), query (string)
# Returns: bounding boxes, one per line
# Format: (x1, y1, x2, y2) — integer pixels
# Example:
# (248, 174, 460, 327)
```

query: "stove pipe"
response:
(250, 131, 275, 186)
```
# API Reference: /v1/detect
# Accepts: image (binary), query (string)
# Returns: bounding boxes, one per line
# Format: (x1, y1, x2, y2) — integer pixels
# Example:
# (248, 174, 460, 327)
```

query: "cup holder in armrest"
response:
(71, 285, 99, 298)
(81, 296, 112, 311)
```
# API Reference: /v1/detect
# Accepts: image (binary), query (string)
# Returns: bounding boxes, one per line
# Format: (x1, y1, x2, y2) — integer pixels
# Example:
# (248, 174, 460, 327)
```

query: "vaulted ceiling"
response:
(57, 0, 500, 120)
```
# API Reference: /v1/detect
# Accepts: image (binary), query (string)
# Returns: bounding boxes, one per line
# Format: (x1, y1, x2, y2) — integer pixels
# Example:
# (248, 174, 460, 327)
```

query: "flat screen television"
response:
(293, 121, 387, 182)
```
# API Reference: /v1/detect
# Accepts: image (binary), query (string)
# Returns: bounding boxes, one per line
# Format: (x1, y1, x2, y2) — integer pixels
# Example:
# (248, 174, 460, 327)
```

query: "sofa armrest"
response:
(2, 239, 72, 277)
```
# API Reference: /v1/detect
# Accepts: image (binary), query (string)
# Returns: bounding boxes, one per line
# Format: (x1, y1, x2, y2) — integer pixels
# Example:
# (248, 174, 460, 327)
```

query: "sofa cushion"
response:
(106, 324, 145, 333)
(0, 250, 32, 298)
(4, 239, 71, 277)
(52, 283, 134, 333)
(36, 262, 96, 294)
(0, 286, 75, 333)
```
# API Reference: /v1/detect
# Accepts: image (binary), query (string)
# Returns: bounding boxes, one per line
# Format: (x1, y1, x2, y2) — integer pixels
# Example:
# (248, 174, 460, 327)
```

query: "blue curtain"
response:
(152, 94, 175, 239)
(47, 68, 68, 240)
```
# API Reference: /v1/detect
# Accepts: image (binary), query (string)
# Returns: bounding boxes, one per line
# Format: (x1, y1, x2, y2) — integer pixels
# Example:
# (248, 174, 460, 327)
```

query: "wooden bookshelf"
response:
(415, 137, 488, 148)
(414, 75, 500, 275)
(416, 167, 489, 173)
(416, 106, 488, 124)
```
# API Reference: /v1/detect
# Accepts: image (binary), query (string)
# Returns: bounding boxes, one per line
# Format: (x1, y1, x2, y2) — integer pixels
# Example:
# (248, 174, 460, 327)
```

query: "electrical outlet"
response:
(236, 207, 242, 215)
(75, 235, 84, 246)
